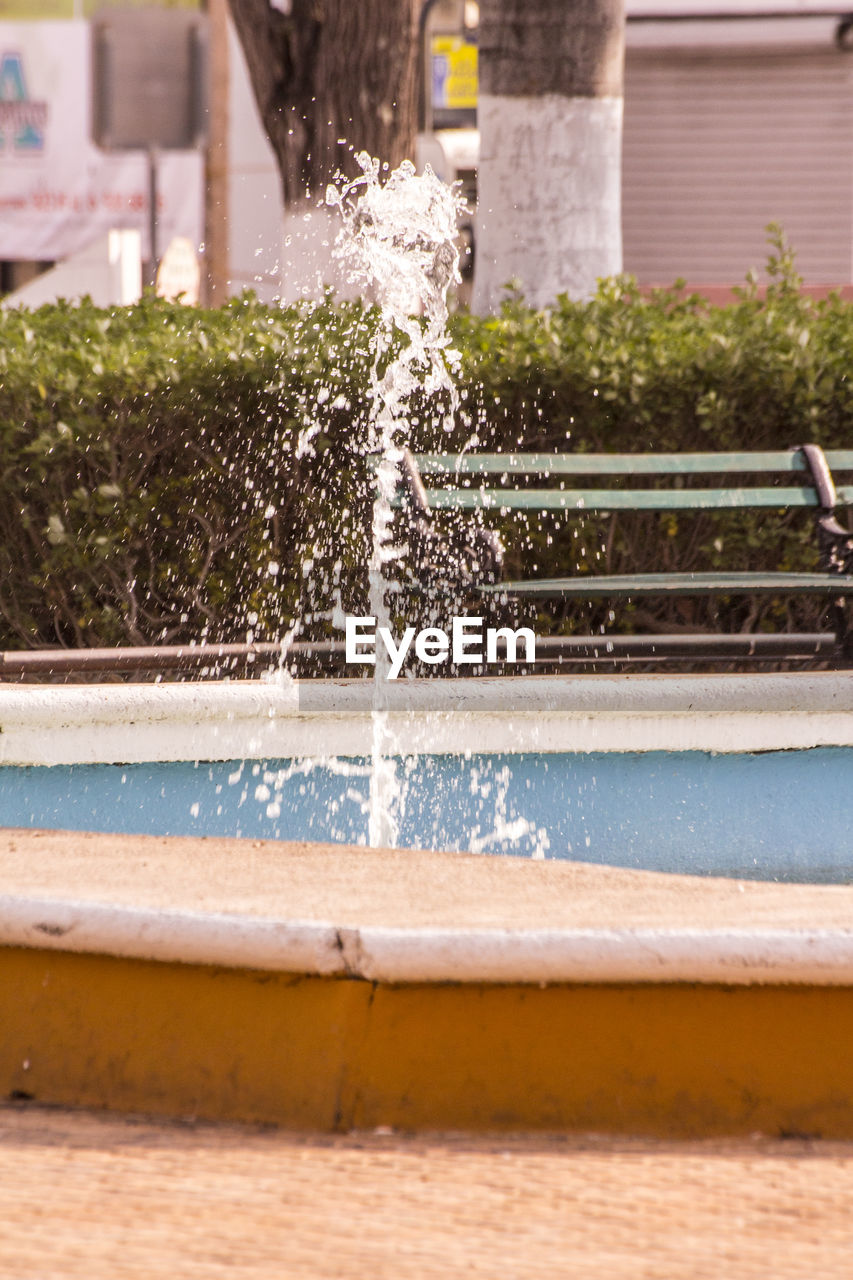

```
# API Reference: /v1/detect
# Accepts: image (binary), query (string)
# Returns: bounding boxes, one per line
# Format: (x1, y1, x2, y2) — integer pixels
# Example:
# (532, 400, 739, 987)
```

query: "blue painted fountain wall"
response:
(1, 748, 851, 882)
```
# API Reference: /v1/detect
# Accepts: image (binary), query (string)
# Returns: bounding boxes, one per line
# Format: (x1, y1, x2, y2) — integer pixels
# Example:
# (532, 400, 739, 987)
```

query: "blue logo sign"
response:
(0, 51, 48, 153)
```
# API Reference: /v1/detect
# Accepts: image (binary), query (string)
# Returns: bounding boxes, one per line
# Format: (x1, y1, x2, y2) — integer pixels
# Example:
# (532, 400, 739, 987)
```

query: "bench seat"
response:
(482, 572, 853, 599)
(395, 446, 853, 664)
(425, 486, 853, 512)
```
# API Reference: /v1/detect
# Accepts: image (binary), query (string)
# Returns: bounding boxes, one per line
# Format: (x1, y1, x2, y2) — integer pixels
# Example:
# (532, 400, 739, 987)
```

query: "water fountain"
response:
(0, 157, 852, 880)
(327, 153, 467, 848)
(4, 158, 853, 1141)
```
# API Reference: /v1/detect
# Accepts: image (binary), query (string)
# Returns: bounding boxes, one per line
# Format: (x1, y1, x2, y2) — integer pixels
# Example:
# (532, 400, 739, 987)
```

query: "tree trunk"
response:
(472, 0, 625, 311)
(227, 0, 421, 205)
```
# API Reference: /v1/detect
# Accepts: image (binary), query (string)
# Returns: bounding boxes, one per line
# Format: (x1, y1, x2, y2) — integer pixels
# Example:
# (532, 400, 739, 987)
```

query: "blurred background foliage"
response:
(1, 258, 852, 651)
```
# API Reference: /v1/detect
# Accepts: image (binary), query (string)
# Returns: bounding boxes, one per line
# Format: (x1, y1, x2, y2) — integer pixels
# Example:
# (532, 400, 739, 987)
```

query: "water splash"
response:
(328, 154, 467, 846)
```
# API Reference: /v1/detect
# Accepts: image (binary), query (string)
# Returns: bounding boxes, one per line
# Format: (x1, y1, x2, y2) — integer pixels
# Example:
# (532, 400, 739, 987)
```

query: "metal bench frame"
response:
(397, 446, 853, 666)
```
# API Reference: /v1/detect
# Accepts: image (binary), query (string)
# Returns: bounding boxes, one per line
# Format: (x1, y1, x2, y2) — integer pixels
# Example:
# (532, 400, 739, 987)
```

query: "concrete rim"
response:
(5, 893, 853, 986)
(2, 672, 853, 763)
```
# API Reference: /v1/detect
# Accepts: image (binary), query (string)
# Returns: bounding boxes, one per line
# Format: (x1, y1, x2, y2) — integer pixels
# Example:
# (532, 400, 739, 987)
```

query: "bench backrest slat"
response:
(415, 450, 853, 477)
(425, 485, 853, 512)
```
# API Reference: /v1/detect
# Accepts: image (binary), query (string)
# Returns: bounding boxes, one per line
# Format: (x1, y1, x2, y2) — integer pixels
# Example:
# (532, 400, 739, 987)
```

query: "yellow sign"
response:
(431, 36, 477, 112)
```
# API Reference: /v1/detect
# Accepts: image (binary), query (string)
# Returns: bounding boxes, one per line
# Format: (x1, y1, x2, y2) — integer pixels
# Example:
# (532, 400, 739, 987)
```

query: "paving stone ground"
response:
(2, 1104, 853, 1279)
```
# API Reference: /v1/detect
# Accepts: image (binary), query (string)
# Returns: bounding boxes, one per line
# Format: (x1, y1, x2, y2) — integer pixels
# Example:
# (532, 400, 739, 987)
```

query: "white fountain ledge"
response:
(1, 672, 853, 765)
(3, 824, 850, 983)
(6, 899, 853, 986)
(3, 829, 853, 986)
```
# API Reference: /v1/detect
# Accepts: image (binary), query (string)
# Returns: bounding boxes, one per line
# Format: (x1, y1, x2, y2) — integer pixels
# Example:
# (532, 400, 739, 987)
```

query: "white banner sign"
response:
(0, 21, 202, 262)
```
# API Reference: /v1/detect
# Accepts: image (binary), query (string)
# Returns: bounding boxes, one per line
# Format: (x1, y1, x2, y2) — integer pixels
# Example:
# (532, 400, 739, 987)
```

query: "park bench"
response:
(396, 445, 853, 666)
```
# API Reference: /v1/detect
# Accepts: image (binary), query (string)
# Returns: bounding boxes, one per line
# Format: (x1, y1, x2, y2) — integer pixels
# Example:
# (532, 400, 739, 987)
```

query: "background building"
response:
(623, 1, 853, 288)
(0, 1, 206, 301)
(3, 0, 853, 304)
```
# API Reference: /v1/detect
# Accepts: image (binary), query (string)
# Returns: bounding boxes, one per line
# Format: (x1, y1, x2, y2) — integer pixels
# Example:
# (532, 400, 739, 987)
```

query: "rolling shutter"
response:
(623, 38, 853, 284)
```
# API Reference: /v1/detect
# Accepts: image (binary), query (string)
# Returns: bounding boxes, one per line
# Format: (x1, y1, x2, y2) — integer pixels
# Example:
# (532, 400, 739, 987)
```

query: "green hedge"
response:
(2, 243, 852, 652)
(0, 292, 377, 650)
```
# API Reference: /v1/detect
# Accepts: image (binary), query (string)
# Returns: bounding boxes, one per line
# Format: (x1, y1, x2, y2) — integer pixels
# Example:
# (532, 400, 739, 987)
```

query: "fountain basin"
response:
(0, 673, 851, 881)
(5, 828, 853, 1135)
